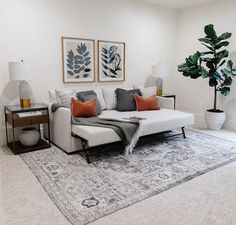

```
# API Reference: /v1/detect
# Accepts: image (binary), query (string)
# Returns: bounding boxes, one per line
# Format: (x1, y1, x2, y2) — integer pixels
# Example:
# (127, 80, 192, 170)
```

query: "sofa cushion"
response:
(115, 88, 142, 111)
(71, 109, 194, 147)
(48, 89, 60, 104)
(102, 88, 117, 110)
(99, 109, 194, 136)
(55, 89, 76, 108)
(71, 98, 97, 117)
(92, 88, 106, 110)
(72, 125, 121, 147)
(134, 95, 160, 111)
(76, 90, 102, 115)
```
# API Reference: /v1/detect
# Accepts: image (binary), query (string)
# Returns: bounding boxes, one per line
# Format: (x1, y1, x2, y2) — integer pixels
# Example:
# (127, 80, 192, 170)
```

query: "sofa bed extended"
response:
(45, 87, 194, 163)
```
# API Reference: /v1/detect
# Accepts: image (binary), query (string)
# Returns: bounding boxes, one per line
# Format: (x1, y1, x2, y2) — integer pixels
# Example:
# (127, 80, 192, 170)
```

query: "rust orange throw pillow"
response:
(71, 98, 97, 117)
(134, 94, 160, 111)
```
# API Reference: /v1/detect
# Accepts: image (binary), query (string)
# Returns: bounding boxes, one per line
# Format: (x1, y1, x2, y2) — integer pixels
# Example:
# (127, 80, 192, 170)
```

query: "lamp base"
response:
(20, 99, 31, 108)
(156, 77, 163, 96)
(19, 81, 31, 108)
(156, 89, 163, 96)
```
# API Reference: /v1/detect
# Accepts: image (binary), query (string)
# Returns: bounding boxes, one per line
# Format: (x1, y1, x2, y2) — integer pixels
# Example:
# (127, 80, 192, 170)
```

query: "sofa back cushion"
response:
(71, 98, 97, 117)
(49, 87, 106, 110)
(134, 94, 160, 111)
(115, 88, 142, 111)
(102, 88, 117, 110)
(91, 88, 106, 110)
(48, 89, 60, 104)
(55, 89, 76, 108)
(76, 90, 102, 115)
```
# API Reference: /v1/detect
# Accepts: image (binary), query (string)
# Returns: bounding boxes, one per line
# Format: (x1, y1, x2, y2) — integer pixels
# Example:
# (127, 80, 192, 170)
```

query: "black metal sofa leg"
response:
(85, 150, 91, 164)
(182, 127, 186, 139)
(81, 140, 91, 164)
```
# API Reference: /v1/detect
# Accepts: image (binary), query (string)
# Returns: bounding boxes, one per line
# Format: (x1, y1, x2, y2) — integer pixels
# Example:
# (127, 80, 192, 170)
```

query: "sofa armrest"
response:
(46, 107, 72, 149)
(157, 96, 175, 110)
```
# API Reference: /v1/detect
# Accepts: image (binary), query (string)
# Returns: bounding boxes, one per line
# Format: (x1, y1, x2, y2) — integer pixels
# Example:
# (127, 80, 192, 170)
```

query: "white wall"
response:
(175, 0, 236, 130)
(0, 0, 177, 146)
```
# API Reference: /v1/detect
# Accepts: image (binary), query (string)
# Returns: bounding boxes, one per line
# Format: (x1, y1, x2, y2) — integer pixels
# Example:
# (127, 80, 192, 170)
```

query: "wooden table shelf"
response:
(4, 104, 51, 154)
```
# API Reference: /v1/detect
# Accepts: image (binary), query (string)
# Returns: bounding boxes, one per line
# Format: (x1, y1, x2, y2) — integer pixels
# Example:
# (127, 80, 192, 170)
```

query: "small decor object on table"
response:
(61, 37, 95, 83)
(178, 24, 236, 130)
(4, 104, 51, 154)
(98, 40, 125, 82)
(19, 127, 40, 147)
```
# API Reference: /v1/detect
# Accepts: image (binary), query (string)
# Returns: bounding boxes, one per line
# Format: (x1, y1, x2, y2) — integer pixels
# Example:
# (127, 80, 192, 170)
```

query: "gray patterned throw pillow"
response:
(115, 88, 142, 111)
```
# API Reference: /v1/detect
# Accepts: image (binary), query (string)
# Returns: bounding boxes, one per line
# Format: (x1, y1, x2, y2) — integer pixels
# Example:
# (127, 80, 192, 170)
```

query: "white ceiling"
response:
(138, 0, 220, 9)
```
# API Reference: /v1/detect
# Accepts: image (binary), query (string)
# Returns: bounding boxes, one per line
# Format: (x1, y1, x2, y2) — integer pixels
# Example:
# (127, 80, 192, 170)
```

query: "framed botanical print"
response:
(98, 40, 125, 82)
(61, 37, 95, 83)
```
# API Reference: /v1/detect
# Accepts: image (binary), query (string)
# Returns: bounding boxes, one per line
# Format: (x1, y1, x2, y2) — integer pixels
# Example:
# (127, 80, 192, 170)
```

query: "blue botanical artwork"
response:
(62, 37, 95, 83)
(98, 41, 125, 82)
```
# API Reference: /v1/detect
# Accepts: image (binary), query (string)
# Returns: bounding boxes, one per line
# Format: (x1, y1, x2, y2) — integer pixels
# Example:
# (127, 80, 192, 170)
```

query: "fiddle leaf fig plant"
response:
(178, 24, 236, 112)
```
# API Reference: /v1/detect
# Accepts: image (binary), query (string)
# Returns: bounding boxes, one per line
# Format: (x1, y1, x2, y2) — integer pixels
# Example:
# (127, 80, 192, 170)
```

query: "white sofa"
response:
(46, 87, 194, 161)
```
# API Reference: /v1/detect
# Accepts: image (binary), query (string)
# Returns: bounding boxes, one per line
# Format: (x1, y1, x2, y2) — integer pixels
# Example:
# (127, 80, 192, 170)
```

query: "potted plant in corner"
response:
(178, 24, 236, 130)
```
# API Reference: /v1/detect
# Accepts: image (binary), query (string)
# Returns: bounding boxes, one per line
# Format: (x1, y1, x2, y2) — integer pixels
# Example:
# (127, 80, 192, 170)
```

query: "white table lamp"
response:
(8, 61, 35, 108)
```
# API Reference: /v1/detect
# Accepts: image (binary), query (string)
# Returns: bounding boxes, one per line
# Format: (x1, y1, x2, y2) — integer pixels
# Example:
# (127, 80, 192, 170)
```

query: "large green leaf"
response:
(215, 50, 229, 65)
(206, 61, 215, 70)
(204, 24, 217, 41)
(201, 67, 208, 78)
(209, 77, 218, 87)
(223, 77, 232, 86)
(217, 60, 226, 69)
(200, 51, 214, 56)
(227, 60, 233, 70)
(201, 43, 214, 51)
(211, 71, 221, 79)
(215, 41, 229, 49)
(221, 68, 236, 77)
(190, 52, 201, 64)
(217, 32, 232, 42)
(190, 72, 201, 79)
(202, 57, 213, 62)
(220, 87, 230, 96)
(198, 38, 214, 46)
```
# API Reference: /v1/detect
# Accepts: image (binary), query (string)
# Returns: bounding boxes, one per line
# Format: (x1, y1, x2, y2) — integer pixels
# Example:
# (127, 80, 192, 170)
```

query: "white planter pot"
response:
(19, 127, 40, 146)
(205, 110, 226, 130)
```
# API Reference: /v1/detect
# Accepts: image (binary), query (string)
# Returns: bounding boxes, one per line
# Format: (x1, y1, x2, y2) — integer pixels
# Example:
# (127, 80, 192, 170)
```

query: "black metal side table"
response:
(162, 94, 176, 110)
(4, 103, 51, 154)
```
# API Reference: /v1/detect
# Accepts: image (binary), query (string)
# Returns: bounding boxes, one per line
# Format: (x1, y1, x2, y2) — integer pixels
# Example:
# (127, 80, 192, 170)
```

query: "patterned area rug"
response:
(20, 130, 236, 225)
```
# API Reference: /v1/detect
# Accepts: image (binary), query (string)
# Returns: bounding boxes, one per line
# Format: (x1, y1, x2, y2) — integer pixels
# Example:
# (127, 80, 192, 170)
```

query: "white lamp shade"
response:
(152, 65, 159, 76)
(152, 62, 169, 77)
(8, 61, 35, 81)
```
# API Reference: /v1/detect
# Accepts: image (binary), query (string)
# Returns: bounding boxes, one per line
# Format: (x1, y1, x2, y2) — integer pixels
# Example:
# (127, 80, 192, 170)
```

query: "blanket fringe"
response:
(124, 120, 144, 156)
(99, 116, 144, 157)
